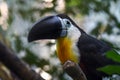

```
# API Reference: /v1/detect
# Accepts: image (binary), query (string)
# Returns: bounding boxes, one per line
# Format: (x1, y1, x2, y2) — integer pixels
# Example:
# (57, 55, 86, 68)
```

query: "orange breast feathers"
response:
(56, 37, 79, 64)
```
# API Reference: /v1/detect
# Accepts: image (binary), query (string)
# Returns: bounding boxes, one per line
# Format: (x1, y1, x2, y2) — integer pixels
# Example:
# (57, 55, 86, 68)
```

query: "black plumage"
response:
(58, 14, 120, 80)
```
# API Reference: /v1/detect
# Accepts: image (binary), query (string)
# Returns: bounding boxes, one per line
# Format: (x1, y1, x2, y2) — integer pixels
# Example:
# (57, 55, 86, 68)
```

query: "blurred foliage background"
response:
(0, 0, 120, 80)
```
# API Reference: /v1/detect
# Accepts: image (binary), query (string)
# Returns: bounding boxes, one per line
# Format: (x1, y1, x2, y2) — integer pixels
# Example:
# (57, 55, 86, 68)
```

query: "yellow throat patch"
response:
(56, 37, 79, 64)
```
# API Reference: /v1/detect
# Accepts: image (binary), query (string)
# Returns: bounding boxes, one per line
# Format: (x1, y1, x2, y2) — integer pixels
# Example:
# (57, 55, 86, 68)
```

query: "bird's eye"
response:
(63, 19, 71, 28)
(66, 20, 70, 25)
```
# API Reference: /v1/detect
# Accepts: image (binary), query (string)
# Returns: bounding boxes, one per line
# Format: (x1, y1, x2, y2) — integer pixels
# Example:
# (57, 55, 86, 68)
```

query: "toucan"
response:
(28, 14, 119, 80)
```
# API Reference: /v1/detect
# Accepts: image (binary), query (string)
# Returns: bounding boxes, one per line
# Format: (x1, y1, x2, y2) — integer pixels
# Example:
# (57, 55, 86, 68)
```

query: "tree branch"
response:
(0, 42, 44, 80)
(63, 60, 87, 80)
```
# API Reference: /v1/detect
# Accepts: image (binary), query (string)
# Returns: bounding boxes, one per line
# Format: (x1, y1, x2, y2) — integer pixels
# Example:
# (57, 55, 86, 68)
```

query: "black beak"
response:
(28, 16, 62, 42)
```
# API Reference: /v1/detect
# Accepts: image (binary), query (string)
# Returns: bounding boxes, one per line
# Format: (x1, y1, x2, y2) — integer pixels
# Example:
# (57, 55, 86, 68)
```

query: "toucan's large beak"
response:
(28, 16, 62, 42)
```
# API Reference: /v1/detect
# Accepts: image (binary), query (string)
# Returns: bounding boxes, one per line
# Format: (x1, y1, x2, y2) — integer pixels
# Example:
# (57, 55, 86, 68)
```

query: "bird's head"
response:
(28, 14, 111, 64)
(28, 14, 84, 63)
(28, 14, 85, 42)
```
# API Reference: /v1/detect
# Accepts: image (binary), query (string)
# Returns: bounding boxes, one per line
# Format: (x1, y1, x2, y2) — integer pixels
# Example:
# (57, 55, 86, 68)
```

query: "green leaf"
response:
(68, 0, 79, 6)
(106, 50, 120, 63)
(97, 65, 120, 75)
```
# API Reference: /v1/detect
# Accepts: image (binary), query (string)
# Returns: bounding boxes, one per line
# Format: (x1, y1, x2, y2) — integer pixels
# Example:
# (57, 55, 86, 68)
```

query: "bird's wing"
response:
(77, 33, 120, 80)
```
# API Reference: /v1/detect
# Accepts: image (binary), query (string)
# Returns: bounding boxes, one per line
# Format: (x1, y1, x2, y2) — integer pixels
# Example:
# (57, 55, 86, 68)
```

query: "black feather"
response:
(77, 33, 119, 80)
(58, 14, 120, 80)
(57, 14, 120, 80)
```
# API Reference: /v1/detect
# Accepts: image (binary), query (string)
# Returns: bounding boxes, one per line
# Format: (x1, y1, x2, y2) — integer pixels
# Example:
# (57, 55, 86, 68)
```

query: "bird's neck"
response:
(56, 37, 79, 64)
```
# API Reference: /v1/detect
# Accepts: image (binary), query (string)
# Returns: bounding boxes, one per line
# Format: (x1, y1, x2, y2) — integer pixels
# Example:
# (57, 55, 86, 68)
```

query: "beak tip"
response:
(28, 31, 35, 42)
(28, 38, 32, 42)
(28, 35, 32, 42)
